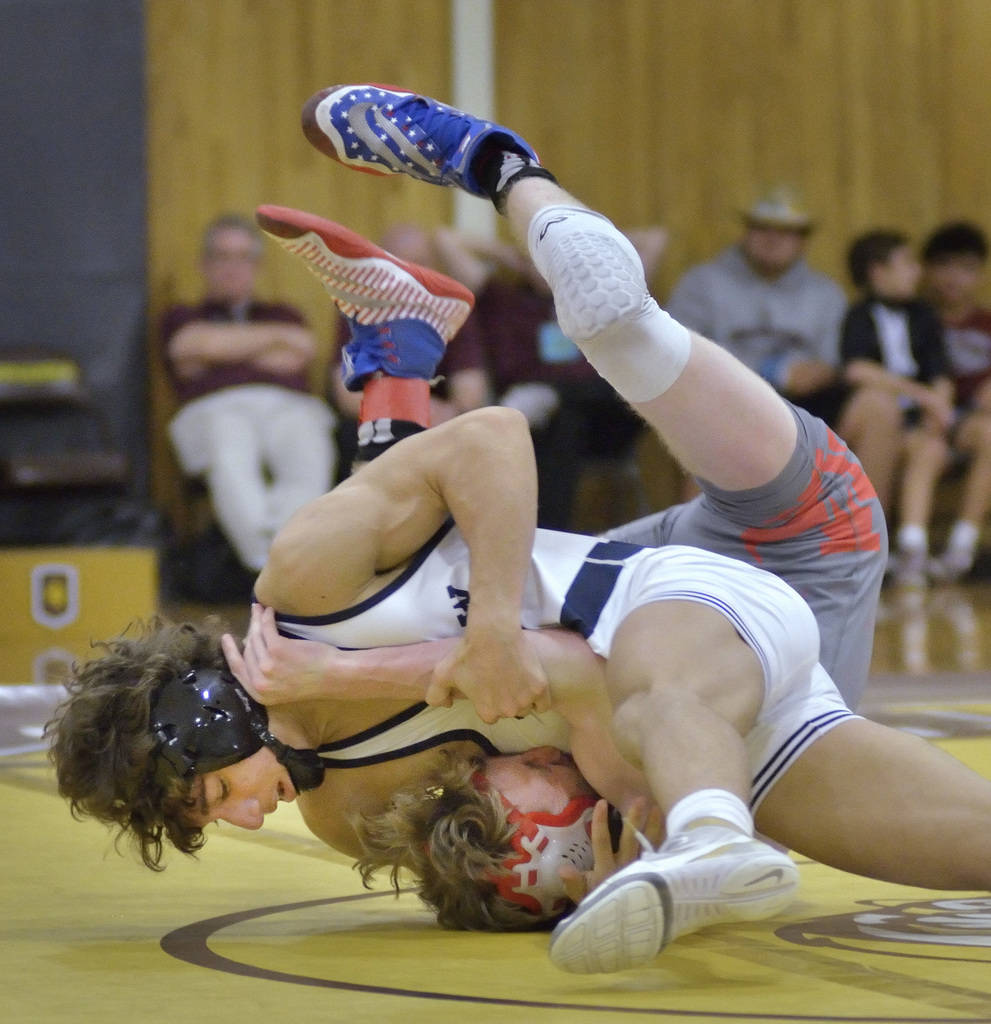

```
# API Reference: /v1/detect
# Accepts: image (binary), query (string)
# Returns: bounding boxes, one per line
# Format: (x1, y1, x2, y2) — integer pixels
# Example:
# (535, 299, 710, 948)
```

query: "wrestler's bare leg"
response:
(501, 178, 798, 492)
(757, 717, 991, 890)
(603, 601, 764, 810)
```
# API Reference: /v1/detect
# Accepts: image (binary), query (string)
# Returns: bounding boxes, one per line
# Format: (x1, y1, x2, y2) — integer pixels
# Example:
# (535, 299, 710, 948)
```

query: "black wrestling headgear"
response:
(150, 668, 326, 793)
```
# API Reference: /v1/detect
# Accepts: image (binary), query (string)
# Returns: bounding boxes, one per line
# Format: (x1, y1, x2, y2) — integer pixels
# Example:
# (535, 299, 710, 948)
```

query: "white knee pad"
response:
(528, 206, 644, 341)
(528, 205, 691, 402)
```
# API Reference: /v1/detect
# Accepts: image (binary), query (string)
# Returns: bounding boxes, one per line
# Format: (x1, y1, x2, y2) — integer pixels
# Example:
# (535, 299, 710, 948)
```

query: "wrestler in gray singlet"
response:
(605, 404, 887, 708)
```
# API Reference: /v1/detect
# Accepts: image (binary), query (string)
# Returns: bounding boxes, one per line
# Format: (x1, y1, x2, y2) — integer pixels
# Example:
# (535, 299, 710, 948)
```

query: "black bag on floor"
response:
(167, 524, 257, 604)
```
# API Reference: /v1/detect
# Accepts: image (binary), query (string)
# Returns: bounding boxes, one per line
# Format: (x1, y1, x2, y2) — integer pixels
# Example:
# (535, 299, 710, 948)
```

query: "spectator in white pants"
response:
(162, 214, 336, 572)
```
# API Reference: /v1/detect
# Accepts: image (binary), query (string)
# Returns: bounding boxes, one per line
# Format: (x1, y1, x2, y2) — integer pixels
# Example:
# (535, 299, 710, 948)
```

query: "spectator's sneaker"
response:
(548, 826, 798, 974)
(255, 205, 473, 341)
(302, 84, 539, 196)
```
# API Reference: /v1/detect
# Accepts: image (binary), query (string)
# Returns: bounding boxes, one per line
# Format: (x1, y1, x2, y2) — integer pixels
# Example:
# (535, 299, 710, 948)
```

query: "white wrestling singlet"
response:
(274, 521, 856, 807)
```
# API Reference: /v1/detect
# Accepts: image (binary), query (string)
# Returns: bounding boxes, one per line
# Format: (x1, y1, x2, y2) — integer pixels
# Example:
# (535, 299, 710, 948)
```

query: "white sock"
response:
(527, 205, 691, 402)
(666, 788, 754, 838)
(897, 523, 928, 553)
(947, 519, 979, 553)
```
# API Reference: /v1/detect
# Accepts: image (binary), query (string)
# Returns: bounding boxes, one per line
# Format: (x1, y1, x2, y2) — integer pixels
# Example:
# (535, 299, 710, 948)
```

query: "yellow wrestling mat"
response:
(4, 715, 991, 1022)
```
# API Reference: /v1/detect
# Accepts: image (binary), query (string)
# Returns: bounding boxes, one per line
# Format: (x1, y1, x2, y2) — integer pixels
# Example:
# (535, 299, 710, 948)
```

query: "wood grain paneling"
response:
(146, 0, 455, 514)
(493, 0, 991, 297)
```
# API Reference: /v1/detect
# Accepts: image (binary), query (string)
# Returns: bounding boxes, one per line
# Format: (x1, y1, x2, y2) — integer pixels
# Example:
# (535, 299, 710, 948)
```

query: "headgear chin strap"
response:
(150, 668, 326, 793)
(492, 793, 598, 921)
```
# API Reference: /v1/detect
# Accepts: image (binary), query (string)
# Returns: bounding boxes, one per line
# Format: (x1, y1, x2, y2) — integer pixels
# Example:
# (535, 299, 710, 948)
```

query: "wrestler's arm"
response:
(533, 630, 656, 815)
(225, 610, 653, 815)
(253, 405, 549, 719)
(223, 604, 462, 704)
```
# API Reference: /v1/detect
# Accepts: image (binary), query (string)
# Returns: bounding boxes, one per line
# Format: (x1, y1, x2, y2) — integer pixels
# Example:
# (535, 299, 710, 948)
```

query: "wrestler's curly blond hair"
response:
(45, 616, 230, 870)
(355, 754, 554, 931)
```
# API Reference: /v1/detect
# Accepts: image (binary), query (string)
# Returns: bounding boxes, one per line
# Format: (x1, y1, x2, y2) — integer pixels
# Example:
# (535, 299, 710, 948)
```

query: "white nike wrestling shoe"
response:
(548, 825, 799, 974)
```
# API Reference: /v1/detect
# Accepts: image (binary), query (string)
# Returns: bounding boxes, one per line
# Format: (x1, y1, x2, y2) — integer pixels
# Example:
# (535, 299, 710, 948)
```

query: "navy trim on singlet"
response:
(749, 707, 854, 808)
(317, 701, 429, 751)
(651, 589, 766, 668)
(317, 729, 500, 769)
(273, 518, 456, 627)
(560, 540, 644, 638)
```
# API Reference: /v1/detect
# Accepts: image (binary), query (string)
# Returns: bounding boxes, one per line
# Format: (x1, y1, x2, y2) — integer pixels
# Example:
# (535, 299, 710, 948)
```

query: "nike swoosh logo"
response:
(745, 868, 787, 887)
(345, 102, 440, 178)
(538, 216, 567, 241)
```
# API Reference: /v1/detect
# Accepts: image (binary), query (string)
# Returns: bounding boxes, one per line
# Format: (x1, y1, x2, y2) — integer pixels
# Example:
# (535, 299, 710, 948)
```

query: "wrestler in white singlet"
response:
(274, 523, 856, 811)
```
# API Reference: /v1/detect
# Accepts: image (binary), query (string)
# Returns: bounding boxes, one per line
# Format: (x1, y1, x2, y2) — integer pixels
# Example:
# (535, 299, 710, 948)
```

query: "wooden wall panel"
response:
(493, 0, 991, 300)
(146, 0, 455, 513)
(147, 0, 991, 512)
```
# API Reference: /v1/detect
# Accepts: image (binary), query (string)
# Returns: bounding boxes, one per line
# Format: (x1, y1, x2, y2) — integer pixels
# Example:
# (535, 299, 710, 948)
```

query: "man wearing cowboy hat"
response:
(666, 185, 847, 426)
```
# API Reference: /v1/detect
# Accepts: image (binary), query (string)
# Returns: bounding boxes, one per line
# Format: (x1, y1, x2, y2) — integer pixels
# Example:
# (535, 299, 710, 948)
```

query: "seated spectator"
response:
(162, 213, 337, 573)
(921, 220, 991, 580)
(432, 223, 667, 529)
(328, 223, 490, 478)
(836, 229, 954, 586)
(666, 185, 848, 425)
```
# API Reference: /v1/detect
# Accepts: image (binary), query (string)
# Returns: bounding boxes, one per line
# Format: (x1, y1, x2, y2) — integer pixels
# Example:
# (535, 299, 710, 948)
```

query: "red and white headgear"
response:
(487, 788, 598, 921)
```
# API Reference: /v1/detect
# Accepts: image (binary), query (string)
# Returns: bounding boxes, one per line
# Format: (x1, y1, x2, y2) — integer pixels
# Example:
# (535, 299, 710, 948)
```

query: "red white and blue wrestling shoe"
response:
(301, 83, 539, 197)
(255, 205, 474, 389)
(548, 825, 799, 974)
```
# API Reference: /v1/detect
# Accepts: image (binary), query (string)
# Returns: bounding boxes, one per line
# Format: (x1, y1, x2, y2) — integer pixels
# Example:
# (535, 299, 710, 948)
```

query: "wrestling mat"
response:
(3, 689, 991, 1024)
